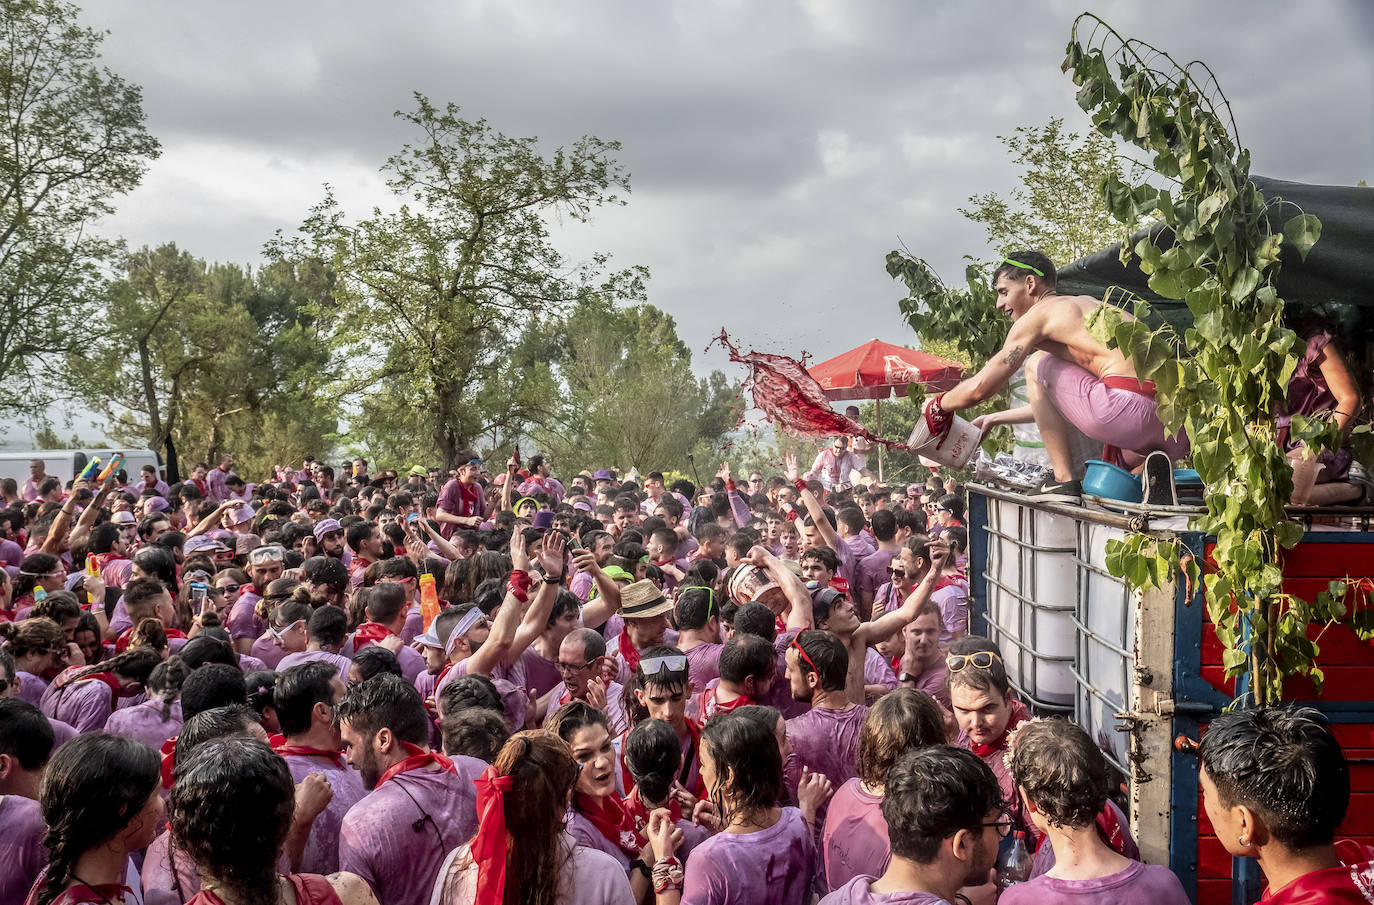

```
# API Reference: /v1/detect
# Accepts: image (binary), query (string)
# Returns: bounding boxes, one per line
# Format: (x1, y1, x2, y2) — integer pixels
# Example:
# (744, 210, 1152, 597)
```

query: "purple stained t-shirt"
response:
(863, 647, 898, 692)
(818, 876, 952, 905)
(519, 647, 563, 700)
(857, 550, 895, 607)
(932, 584, 968, 643)
(682, 806, 815, 905)
(683, 641, 724, 689)
(338, 757, 485, 905)
(785, 704, 866, 796)
(820, 778, 890, 893)
(249, 633, 288, 669)
(276, 649, 353, 684)
(104, 698, 183, 750)
(16, 671, 46, 705)
(142, 828, 202, 904)
(1029, 800, 1140, 878)
(1000, 860, 1190, 905)
(39, 673, 116, 733)
(229, 594, 265, 642)
(280, 750, 367, 875)
(0, 794, 47, 905)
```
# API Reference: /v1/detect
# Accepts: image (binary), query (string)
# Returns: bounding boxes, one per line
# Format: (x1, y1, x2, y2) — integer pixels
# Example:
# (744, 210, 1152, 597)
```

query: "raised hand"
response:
(783, 452, 799, 482)
(537, 531, 567, 578)
(509, 528, 530, 573)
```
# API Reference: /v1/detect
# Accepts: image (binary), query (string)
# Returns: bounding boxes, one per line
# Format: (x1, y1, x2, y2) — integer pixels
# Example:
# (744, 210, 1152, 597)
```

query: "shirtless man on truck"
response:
(924, 250, 1188, 503)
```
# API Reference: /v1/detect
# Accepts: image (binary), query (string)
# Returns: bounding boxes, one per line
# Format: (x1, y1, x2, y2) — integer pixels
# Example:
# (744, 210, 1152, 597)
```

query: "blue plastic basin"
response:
(1082, 460, 1143, 503)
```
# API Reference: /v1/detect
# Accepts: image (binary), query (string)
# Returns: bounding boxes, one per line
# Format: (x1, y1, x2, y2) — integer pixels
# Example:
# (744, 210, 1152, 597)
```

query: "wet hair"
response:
(0, 616, 65, 658)
(793, 629, 848, 692)
(545, 699, 610, 745)
(275, 661, 339, 737)
(170, 737, 294, 905)
(945, 636, 1012, 699)
(28, 591, 82, 627)
(335, 672, 429, 745)
(177, 635, 238, 670)
(701, 711, 784, 828)
(442, 732, 579, 905)
(991, 250, 1056, 290)
(674, 585, 717, 631)
(1199, 706, 1350, 850)
(350, 645, 403, 682)
(440, 707, 511, 762)
(175, 705, 261, 768)
(624, 718, 681, 805)
(364, 581, 407, 626)
(546, 588, 581, 630)
(883, 745, 1004, 864)
(302, 555, 349, 593)
(870, 509, 897, 543)
(718, 634, 776, 685)
(128, 617, 169, 654)
(346, 521, 374, 554)
(64, 645, 160, 688)
(437, 674, 504, 719)
(0, 697, 55, 771)
(308, 604, 348, 648)
(133, 546, 178, 589)
(732, 601, 777, 642)
(36, 734, 160, 905)
(181, 663, 249, 719)
(15, 552, 60, 598)
(856, 689, 946, 786)
(243, 669, 277, 720)
(943, 526, 968, 555)
(146, 657, 191, 722)
(1007, 717, 1113, 829)
(124, 576, 169, 622)
(937, 494, 965, 522)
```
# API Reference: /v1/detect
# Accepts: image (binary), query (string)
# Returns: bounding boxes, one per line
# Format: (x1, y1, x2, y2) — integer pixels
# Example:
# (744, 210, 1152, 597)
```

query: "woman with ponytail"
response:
(104, 656, 190, 749)
(25, 733, 162, 905)
(431, 731, 633, 905)
(39, 646, 161, 732)
(169, 735, 376, 905)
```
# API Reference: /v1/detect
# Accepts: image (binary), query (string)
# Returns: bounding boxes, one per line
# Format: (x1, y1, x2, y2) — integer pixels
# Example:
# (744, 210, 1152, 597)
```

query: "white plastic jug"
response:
(907, 399, 982, 468)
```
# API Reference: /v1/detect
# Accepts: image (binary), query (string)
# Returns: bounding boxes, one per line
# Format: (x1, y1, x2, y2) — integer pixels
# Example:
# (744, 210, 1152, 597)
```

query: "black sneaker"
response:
(1029, 479, 1082, 504)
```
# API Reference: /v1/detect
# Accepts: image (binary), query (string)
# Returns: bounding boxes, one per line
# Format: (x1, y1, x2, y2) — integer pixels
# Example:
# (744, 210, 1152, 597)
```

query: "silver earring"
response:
(1239, 835, 1251, 847)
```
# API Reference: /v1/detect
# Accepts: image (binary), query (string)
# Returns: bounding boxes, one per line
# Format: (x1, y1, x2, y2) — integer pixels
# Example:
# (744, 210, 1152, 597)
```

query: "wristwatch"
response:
(628, 858, 651, 878)
(541, 573, 565, 584)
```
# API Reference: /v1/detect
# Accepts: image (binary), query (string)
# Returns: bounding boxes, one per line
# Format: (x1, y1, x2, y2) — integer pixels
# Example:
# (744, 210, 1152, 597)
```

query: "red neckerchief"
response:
(54, 667, 121, 697)
(242, 584, 262, 597)
(435, 662, 456, 688)
(617, 629, 642, 672)
(698, 686, 752, 723)
(455, 480, 483, 516)
(625, 784, 682, 836)
(90, 551, 128, 571)
(829, 576, 849, 596)
(272, 735, 346, 769)
(890, 653, 902, 673)
(1095, 803, 1126, 856)
(376, 740, 456, 788)
(160, 735, 178, 788)
(352, 622, 392, 649)
(23, 874, 134, 905)
(969, 706, 1026, 758)
(1261, 840, 1374, 903)
(575, 791, 646, 857)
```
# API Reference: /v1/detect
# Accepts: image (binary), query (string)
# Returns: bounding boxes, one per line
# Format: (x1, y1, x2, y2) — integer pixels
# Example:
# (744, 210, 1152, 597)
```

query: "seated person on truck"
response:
(928, 251, 1189, 503)
(1199, 706, 1373, 904)
(1280, 318, 1365, 506)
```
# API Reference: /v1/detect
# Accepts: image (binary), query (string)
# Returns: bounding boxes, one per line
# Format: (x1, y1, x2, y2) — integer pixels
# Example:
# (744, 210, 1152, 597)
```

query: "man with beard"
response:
(301, 554, 349, 608)
(819, 746, 1004, 905)
(336, 673, 484, 905)
(314, 517, 346, 562)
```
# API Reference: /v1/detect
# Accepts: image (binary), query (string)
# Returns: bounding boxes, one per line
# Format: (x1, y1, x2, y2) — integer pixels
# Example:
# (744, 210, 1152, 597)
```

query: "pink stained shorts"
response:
(1034, 354, 1190, 464)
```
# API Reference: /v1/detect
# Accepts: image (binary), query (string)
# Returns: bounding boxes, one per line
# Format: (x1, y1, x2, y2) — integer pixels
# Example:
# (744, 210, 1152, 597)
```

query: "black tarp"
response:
(1056, 176, 1374, 334)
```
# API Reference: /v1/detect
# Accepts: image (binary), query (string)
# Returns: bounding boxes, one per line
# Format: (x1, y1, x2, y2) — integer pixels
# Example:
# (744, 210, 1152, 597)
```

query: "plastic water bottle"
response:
(996, 830, 1033, 893)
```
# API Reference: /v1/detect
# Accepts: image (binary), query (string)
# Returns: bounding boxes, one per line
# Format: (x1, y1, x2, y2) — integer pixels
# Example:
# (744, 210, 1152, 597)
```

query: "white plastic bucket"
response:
(907, 403, 982, 468)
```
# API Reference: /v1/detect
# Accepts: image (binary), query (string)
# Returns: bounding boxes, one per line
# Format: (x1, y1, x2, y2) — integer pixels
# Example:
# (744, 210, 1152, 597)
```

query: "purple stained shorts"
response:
(1034, 354, 1189, 464)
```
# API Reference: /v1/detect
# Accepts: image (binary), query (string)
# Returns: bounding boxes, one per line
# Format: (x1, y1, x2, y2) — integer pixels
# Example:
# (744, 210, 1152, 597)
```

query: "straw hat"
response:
(619, 579, 673, 620)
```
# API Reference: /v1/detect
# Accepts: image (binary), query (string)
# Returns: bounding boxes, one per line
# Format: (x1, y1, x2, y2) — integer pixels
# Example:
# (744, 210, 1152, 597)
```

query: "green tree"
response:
(0, 0, 159, 415)
(959, 117, 1143, 266)
(270, 95, 646, 471)
(66, 244, 336, 478)
(530, 299, 739, 475)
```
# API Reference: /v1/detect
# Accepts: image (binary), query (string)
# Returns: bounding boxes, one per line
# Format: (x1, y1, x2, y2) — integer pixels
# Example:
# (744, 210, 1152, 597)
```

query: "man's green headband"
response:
(1001, 258, 1044, 277)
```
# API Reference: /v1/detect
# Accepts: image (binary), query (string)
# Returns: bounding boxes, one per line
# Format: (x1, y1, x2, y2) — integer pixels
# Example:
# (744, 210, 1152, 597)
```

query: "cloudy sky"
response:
(79, 0, 1373, 388)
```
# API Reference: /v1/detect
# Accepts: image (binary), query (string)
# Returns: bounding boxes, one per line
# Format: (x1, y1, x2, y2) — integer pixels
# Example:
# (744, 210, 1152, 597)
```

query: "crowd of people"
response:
(0, 433, 1369, 905)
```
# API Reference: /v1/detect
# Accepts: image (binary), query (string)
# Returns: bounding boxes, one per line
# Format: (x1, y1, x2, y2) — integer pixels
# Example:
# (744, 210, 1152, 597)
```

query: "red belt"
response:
(1103, 375, 1157, 398)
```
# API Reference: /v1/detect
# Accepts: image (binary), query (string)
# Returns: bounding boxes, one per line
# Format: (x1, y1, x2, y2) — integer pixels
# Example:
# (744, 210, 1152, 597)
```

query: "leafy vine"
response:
(1064, 14, 1358, 704)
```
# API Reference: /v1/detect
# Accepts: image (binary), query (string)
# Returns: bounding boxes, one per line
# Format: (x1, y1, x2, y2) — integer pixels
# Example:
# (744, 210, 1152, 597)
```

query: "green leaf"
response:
(1283, 213, 1322, 262)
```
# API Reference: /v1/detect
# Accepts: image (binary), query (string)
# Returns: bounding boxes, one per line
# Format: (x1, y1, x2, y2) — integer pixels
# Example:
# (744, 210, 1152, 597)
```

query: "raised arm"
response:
(42, 480, 89, 555)
(186, 501, 237, 539)
(464, 532, 534, 677)
(507, 533, 566, 663)
(784, 453, 841, 552)
(70, 477, 116, 547)
(572, 548, 622, 630)
(413, 517, 461, 561)
(939, 312, 1044, 411)
(501, 455, 517, 512)
(718, 462, 751, 528)
(856, 542, 948, 646)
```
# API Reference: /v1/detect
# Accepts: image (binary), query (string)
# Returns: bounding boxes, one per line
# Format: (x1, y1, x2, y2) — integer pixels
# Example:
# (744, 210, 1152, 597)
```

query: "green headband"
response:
(1001, 257, 1044, 277)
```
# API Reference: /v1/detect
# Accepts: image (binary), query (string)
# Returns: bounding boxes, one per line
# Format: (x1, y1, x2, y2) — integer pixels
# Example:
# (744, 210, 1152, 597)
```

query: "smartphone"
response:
(190, 582, 209, 616)
(566, 532, 582, 551)
(408, 512, 421, 523)
(513, 444, 521, 466)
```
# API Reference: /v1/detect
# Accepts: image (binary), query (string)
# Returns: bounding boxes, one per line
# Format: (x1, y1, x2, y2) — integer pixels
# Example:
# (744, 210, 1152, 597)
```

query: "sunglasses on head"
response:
(947, 651, 1003, 672)
(640, 654, 688, 677)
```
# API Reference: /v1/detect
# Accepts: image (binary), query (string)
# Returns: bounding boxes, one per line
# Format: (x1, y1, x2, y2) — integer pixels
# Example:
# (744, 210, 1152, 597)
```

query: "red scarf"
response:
(617, 629, 642, 673)
(160, 735, 178, 788)
(89, 551, 128, 572)
(969, 705, 1027, 758)
(698, 687, 752, 723)
(55, 668, 121, 698)
(376, 740, 456, 788)
(351, 622, 392, 650)
(624, 784, 683, 836)
(1261, 840, 1374, 903)
(115, 626, 185, 653)
(575, 791, 646, 857)
(22, 874, 134, 905)
(272, 736, 345, 769)
(471, 766, 514, 905)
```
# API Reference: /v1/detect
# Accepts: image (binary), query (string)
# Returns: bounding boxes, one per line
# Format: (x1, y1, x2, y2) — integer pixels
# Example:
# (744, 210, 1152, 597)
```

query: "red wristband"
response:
(725, 480, 736, 492)
(507, 569, 532, 604)
(793, 479, 808, 493)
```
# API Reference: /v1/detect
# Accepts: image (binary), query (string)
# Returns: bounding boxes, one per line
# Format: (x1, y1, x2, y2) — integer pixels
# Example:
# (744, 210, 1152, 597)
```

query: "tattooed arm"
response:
(938, 306, 1047, 411)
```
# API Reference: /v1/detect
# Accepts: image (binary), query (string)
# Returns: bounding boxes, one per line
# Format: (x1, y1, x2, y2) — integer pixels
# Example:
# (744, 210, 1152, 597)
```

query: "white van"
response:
(0, 448, 162, 490)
